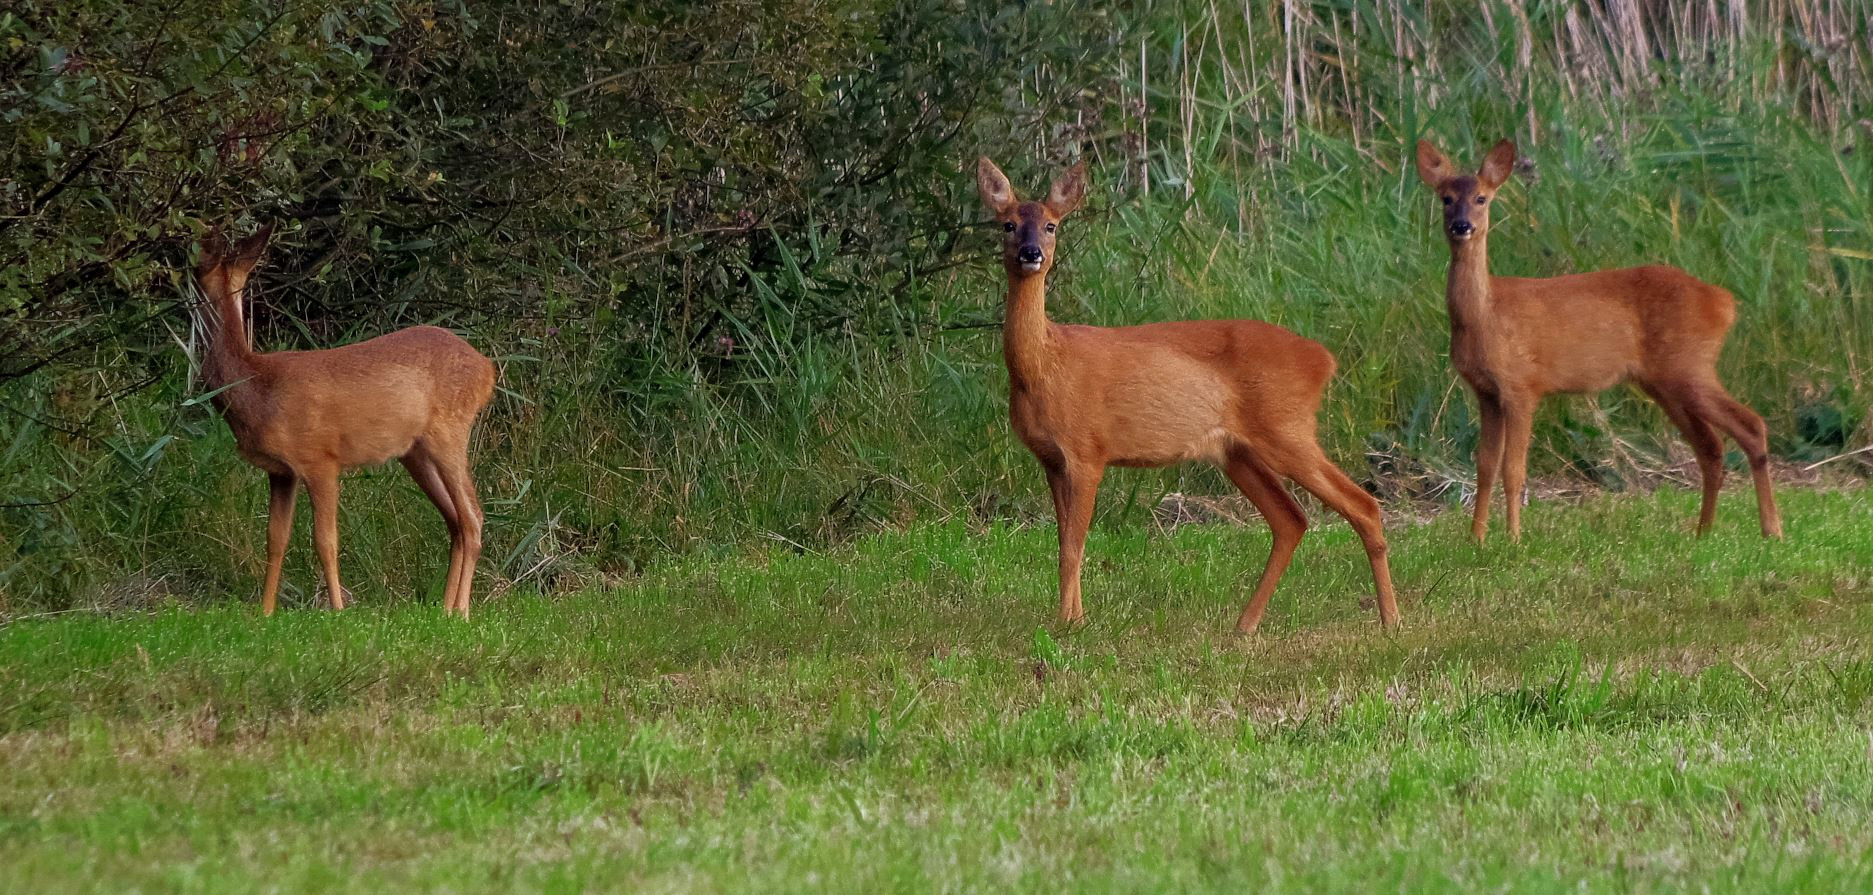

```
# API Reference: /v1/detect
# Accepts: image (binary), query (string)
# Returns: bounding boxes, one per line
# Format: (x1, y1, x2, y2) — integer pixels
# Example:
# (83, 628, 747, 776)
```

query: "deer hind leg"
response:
(1643, 384, 1725, 536)
(1471, 393, 1506, 544)
(1498, 397, 1538, 543)
(1696, 389, 1782, 539)
(401, 446, 465, 614)
(1275, 447, 1398, 630)
(450, 471, 484, 619)
(303, 465, 347, 611)
(1045, 459, 1103, 625)
(260, 473, 298, 616)
(429, 438, 484, 619)
(1221, 449, 1307, 634)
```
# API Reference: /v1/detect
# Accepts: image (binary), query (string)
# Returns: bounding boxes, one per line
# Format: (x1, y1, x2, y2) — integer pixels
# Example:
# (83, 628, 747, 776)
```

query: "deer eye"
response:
(1002, 222, 1015, 232)
(1044, 222, 1056, 234)
(1475, 196, 1487, 205)
(1441, 196, 1452, 206)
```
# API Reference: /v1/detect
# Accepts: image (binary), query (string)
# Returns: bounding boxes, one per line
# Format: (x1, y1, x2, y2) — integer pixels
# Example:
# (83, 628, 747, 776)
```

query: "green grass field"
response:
(3, 485, 1871, 892)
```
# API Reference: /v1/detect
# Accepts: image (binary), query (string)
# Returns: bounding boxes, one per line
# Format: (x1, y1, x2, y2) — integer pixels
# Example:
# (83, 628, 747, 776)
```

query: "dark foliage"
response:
(2, 0, 1123, 399)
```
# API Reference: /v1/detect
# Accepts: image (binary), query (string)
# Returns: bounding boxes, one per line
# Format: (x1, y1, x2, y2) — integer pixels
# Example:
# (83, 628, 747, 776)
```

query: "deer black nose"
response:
(1448, 220, 1474, 236)
(1017, 246, 1043, 264)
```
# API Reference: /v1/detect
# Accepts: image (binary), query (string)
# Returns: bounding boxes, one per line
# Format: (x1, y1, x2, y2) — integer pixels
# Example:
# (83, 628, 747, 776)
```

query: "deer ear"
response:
(226, 223, 273, 277)
(1044, 160, 1087, 218)
(1415, 140, 1455, 188)
(194, 233, 233, 299)
(198, 231, 230, 274)
(977, 157, 1017, 215)
(1479, 140, 1517, 189)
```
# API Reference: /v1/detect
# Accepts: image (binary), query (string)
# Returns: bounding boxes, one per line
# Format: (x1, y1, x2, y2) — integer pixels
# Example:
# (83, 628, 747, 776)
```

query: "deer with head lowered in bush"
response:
(194, 225, 496, 617)
(1414, 139, 1782, 543)
(977, 157, 1398, 633)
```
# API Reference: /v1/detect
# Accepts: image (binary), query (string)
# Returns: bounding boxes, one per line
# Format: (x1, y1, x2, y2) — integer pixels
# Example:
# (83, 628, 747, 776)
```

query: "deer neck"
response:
(1444, 236, 1493, 330)
(200, 285, 265, 422)
(1002, 271, 1055, 390)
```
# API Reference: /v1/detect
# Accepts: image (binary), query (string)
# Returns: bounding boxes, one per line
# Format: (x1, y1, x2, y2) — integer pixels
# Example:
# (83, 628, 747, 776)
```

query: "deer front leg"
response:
(260, 473, 298, 616)
(1499, 397, 1537, 543)
(304, 465, 347, 611)
(1471, 393, 1505, 544)
(1046, 460, 1103, 625)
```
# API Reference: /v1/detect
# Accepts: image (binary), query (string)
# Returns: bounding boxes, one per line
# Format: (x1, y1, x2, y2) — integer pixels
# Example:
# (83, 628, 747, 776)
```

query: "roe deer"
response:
(1415, 139, 1782, 543)
(195, 225, 496, 617)
(977, 157, 1398, 633)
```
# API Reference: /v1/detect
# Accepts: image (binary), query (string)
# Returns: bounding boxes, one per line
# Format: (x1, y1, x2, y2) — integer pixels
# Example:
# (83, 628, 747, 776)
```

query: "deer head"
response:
(1415, 140, 1516, 243)
(977, 157, 1086, 278)
(197, 224, 274, 309)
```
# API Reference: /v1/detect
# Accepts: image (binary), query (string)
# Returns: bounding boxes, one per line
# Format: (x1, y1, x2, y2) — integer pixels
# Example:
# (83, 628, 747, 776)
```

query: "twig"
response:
(0, 606, 113, 627)
(0, 491, 79, 510)
(1801, 444, 1873, 471)
(1418, 568, 1455, 607)
(1730, 660, 1770, 694)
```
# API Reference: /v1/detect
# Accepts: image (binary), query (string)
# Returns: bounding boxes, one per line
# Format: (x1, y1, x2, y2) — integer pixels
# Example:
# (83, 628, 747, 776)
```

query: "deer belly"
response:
(1533, 318, 1642, 394)
(1552, 368, 1630, 394)
(339, 434, 419, 467)
(333, 407, 428, 467)
(1546, 348, 1639, 394)
(1101, 374, 1232, 466)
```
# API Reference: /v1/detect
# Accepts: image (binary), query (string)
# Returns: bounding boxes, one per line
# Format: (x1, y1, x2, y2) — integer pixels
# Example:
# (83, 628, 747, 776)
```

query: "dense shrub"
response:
(3, 0, 1124, 383)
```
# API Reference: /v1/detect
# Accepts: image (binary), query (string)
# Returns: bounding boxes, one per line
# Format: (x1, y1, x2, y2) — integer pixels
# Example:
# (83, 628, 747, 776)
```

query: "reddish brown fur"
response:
(978, 157, 1398, 633)
(1416, 139, 1782, 543)
(196, 226, 496, 618)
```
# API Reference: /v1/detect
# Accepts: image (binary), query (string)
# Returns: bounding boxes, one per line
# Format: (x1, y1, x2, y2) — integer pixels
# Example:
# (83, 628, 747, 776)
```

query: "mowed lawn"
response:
(3, 487, 1872, 893)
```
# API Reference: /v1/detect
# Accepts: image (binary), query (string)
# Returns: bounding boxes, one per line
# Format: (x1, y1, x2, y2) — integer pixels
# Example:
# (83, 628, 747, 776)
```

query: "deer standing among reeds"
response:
(195, 226, 496, 617)
(977, 157, 1398, 633)
(1415, 139, 1782, 543)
